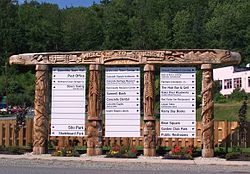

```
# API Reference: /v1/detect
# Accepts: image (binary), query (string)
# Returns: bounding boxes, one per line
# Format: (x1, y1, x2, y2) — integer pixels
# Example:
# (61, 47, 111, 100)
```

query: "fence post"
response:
(4, 121, 10, 146)
(0, 121, 2, 146)
(33, 65, 49, 155)
(225, 120, 229, 152)
(19, 126, 23, 146)
(247, 122, 250, 147)
(26, 119, 33, 146)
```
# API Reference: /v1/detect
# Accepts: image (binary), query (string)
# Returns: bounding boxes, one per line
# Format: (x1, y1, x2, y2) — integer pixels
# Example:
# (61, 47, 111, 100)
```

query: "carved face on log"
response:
(90, 121, 97, 127)
(146, 121, 153, 128)
(9, 55, 25, 64)
(204, 74, 211, 83)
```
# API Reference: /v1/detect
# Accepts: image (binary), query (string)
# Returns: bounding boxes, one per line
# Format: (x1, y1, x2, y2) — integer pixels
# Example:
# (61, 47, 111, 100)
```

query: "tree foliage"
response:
(229, 88, 247, 102)
(0, 0, 249, 106)
(238, 96, 247, 148)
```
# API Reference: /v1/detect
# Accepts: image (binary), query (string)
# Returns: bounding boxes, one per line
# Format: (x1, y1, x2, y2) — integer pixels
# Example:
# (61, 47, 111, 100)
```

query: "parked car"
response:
(11, 106, 25, 114)
(0, 107, 7, 112)
(0, 107, 7, 114)
(11, 107, 18, 113)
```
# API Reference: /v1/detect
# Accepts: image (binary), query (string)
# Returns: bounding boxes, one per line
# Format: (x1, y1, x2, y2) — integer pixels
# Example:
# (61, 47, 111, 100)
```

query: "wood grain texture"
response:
(87, 65, 102, 156)
(33, 65, 49, 155)
(143, 65, 156, 156)
(9, 50, 241, 65)
(201, 64, 214, 157)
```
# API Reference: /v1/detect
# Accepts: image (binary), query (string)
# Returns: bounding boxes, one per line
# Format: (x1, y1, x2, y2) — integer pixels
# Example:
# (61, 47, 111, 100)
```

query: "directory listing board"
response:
(51, 67, 86, 137)
(160, 67, 196, 138)
(105, 67, 141, 137)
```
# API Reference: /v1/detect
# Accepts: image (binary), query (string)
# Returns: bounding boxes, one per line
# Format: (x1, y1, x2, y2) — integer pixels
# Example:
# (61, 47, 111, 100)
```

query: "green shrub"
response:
(163, 145, 193, 160)
(52, 145, 81, 157)
(106, 145, 138, 158)
(225, 152, 241, 160)
(196, 95, 202, 108)
(0, 146, 26, 154)
(231, 146, 241, 153)
(229, 88, 247, 101)
(214, 147, 227, 158)
(73, 150, 80, 157)
(214, 93, 227, 103)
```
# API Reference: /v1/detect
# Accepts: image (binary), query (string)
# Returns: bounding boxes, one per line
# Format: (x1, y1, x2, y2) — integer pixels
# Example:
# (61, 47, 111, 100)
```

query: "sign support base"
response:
(144, 148, 156, 156)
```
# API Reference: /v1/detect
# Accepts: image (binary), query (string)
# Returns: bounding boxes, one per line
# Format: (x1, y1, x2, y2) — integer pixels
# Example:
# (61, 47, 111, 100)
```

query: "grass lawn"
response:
(196, 101, 249, 121)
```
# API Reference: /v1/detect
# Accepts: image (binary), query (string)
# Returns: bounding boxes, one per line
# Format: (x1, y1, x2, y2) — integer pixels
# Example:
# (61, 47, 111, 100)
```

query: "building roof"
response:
(233, 66, 250, 73)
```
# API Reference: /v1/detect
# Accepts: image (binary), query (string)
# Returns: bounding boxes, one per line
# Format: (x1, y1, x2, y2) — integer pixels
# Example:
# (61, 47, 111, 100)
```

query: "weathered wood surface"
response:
(9, 49, 241, 65)
(33, 65, 49, 155)
(201, 64, 214, 157)
(1, 120, 249, 148)
(87, 65, 102, 155)
(143, 64, 156, 156)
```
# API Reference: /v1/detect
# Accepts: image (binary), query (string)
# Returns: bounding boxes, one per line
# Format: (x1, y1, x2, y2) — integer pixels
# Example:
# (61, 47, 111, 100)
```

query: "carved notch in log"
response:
(143, 64, 156, 156)
(87, 64, 102, 156)
(33, 65, 49, 155)
(201, 64, 214, 158)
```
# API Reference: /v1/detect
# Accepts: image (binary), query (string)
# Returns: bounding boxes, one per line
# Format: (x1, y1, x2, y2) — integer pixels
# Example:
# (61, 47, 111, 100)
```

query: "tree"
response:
(238, 96, 247, 148)
(128, 0, 171, 50)
(7, 70, 35, 106)
(18, 1, 62, 52)
(172, 9, 194, 48)
(229, 88, 247, 102)
(0, 0, 19, 67)
(0, 0, 249, 107)
(100, 0, 111, 5)
(102, 0, 132, 49)
(205, 0, 250, 64)
(188, 0, 209, 48)
(61, 6, 104, 51)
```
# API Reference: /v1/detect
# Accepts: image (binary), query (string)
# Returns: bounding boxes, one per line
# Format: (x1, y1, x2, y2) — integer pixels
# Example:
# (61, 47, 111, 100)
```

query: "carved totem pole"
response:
(201, 64, 214, 157)
(87, 65, 102, 155)
(143, 64, 156, 156)
(33, 65, 49, 155)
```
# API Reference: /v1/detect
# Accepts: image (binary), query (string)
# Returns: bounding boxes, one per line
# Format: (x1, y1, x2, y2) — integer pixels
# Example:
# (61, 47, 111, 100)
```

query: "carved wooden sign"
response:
(12, 49, 241, 157)
(9, 49, 241, 65)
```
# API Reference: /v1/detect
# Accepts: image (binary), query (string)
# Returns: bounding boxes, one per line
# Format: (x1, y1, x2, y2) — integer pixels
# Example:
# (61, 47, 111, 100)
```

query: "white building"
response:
(213, 65, 250, 95)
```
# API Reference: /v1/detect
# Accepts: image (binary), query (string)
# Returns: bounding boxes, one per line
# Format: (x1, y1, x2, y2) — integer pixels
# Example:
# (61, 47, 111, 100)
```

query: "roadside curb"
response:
(0, 154, 249, 166)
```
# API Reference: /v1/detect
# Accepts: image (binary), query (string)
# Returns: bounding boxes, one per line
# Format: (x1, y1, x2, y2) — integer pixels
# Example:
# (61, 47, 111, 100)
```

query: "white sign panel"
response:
(160, 67, 196, 138)
(105, 67, 140, 137)
(51, 67, 86, 137)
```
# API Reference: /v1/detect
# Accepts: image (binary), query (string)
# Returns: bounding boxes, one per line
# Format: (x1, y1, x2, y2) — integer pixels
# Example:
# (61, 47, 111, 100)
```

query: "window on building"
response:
(248, 77, 250, 87)
(233, 78, 242, 88)
(224, 79, 232, 89)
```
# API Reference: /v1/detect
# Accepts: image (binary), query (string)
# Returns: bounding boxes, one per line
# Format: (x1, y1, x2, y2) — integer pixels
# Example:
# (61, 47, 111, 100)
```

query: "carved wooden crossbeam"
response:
(9, 49, 241, 65)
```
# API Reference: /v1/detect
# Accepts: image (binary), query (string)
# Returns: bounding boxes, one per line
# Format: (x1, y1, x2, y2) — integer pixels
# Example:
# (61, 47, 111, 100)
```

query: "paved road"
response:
(0, 158, 250, 174)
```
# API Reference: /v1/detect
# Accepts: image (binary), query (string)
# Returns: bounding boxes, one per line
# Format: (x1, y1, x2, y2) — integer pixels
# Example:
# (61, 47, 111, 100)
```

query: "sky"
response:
(18, 0, 100, 8)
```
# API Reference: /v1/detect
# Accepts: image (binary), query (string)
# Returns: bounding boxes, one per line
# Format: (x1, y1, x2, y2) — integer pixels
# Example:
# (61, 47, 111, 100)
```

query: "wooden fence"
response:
(0, 118, 249, 148)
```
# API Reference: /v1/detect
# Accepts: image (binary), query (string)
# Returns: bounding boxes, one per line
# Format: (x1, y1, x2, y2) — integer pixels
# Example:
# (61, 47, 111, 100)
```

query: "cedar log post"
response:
(201, 64, 214, 158)
(87, 64, 102, 156)
(33, 65, 49, 155)
(143, 64, 156, 156)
